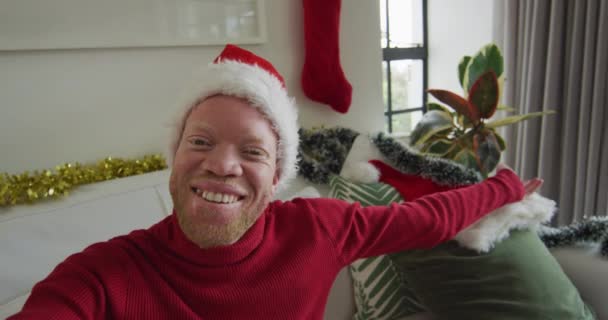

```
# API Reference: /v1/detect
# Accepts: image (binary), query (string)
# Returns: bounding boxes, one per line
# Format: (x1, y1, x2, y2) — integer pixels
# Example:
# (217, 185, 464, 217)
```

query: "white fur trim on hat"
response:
(341, 162, 381, 184)
(170, 60, 299, 193)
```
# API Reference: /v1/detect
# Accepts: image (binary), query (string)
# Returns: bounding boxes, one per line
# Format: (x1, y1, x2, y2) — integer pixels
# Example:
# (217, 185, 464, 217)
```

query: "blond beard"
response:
(175, 191, 272, 249)
(176, 210, 257, 248)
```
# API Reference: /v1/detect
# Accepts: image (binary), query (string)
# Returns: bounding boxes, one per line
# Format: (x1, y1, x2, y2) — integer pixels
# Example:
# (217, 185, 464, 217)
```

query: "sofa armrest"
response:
(551, 245, 608, 319)
(0, 170, 171, 310)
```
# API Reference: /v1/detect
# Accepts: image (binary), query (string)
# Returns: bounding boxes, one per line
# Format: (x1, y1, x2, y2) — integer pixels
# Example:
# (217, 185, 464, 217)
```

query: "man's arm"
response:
(310, 168, 525, 265)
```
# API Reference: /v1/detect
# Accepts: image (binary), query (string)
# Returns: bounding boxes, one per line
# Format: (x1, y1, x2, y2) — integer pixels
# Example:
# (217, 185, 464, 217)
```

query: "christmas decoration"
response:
(0, 154, 166, 207)
(539, 216, 608, 258)
(339, 161, 379, 184)
(297, 127, 358, 184)
(367, 159, 463, 201)
(301, 0, 353, 113)
(372, 132, 481, 186)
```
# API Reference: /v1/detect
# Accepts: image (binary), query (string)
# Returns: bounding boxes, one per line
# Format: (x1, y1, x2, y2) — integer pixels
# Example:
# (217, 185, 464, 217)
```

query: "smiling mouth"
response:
(191, 187, 243, 204)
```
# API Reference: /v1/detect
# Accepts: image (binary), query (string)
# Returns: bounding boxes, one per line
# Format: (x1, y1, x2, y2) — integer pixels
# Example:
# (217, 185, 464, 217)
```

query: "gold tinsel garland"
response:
(0, 154, 167, 207)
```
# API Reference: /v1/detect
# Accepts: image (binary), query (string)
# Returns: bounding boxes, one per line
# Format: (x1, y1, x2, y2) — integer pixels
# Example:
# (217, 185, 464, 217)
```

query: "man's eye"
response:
(190, 138, 211, 146)
(244, 148, 266, 157)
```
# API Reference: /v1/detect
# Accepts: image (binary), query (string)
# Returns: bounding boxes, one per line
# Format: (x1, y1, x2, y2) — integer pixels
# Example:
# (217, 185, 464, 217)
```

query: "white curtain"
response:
(494, 0, 608, 225)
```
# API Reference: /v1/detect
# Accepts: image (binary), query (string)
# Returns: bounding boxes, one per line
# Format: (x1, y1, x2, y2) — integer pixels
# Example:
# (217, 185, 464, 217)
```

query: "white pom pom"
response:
(341, 162, 381, 183)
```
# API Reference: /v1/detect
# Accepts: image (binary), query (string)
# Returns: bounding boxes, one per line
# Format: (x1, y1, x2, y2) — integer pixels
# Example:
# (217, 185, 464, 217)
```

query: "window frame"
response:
(382, 0, 429, 134)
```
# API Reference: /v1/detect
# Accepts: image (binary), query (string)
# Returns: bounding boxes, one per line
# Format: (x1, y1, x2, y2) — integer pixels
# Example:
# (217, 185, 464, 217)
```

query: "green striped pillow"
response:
(329, 175, 426, 320)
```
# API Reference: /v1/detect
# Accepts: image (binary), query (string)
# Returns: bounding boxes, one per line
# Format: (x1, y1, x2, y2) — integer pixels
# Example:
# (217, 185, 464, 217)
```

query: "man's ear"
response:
(271, 169, 280, 194)
(169, 171, 177, 198)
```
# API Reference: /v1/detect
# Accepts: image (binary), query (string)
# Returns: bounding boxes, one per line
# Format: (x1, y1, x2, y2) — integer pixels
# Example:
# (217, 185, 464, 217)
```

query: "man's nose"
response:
(201, 146, 243, 177)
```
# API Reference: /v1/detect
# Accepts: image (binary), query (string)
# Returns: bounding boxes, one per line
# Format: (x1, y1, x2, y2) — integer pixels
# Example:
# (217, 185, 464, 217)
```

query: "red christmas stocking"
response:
(369, 160, 462, 201)
(301, 0, 353, 113)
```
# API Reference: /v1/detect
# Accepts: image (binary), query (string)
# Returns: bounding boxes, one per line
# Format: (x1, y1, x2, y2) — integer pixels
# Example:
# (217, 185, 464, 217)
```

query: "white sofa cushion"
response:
(0, 170, 171, 309)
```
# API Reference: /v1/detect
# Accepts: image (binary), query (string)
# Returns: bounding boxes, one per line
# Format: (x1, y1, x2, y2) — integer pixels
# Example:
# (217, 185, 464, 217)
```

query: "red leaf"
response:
(428, 89, 480, 125)
(473, 130, 501, 175)
(468, 71, 499, 119)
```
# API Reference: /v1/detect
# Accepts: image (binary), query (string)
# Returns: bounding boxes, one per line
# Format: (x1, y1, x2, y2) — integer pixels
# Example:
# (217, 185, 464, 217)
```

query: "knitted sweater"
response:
(9, 170, 524, 320)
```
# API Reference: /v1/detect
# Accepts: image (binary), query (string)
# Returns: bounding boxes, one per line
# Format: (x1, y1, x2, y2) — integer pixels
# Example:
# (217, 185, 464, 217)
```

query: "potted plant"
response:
(410, 43, 554, 178)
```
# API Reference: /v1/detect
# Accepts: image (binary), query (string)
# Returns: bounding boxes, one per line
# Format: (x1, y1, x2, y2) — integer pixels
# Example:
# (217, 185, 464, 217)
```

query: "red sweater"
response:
(10, 170, 524, 320)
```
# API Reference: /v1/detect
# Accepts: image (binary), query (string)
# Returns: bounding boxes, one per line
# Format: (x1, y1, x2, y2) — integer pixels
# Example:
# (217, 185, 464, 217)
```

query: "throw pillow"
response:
(329, 175, 426, 320)
(390, 229, 596, 320)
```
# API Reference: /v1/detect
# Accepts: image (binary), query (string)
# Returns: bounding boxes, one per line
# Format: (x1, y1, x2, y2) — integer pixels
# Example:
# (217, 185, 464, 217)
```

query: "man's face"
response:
(169, 95, 279, 248)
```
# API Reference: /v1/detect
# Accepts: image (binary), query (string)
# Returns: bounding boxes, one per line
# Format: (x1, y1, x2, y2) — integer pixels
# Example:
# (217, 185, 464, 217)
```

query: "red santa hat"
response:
(170, 44, 299, 192)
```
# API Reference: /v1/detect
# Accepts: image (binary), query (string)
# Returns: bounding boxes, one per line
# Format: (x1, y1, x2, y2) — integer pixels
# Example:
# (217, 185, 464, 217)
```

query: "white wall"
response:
(428, 0, 494, 93)
(0, 0, 384, 174)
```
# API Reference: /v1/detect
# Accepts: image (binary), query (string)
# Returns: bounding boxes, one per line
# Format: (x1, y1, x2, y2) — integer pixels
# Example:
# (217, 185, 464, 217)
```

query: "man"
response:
(10, 45, 535, 319)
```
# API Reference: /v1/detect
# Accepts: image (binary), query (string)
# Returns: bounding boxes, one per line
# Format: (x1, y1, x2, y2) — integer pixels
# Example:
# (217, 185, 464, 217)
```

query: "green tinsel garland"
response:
(0, 154, 167, 207)
(296, 128, 481, 186)
(297, 127, 359, 184)
(371, 132, 482, 186)
(539, 216, 608, 258)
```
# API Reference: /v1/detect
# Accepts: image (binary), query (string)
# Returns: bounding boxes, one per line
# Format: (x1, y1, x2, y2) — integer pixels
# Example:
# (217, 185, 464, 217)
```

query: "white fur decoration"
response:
(453, 192, 556, 252)
(341, 162, 381, 184)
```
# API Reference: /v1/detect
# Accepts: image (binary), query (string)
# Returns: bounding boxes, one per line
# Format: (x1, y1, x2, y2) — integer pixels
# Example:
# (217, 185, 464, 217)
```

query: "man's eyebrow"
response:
(241, 136, 268, 146)
(186, 124, 212, 134)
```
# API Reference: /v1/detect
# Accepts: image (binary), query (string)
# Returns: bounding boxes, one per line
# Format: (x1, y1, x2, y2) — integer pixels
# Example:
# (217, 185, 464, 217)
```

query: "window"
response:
(380, 0, 428, 134)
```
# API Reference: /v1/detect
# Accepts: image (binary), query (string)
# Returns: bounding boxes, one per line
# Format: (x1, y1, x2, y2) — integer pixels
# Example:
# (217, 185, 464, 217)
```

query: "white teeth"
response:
(198, 190, 239, 204)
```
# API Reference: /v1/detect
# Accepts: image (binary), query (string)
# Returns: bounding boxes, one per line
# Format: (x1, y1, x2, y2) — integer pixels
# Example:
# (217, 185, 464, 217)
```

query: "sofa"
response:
(1, 148, 607, 319)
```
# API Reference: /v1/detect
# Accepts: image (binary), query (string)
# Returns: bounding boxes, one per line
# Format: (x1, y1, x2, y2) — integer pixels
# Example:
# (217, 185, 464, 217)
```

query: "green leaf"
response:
(468, 70, 499, 119)
(493, 131, 507, 151)
(473, 130, 501, 175)
(458, 55, 472, 89)
(426, 138, 455, 156)
(427, 102, 452, 114)
(497, 76, 505, 102)
(497, 105, 516, 112)
(409, 110, 453, 146)
(485, 110, 556, 129)
(485, 44, 504, 77)
(428, 89, 480, 124)
(463, 43, 504, 93)
(457, 113, 474, 130)
(415, 125, 454, 148)
(453, 148, 479, 172)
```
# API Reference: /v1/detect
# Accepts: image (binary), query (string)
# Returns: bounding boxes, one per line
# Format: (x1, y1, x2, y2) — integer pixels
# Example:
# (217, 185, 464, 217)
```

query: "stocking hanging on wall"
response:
(301, 0, 353, 114)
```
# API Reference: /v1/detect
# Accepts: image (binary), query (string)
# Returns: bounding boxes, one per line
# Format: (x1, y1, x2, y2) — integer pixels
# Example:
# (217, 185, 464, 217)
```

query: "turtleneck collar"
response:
(149, 208, 268, 267)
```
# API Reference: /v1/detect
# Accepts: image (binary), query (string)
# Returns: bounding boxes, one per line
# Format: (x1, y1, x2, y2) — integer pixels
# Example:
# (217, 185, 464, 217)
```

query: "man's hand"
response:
(496, 163, 544, 196)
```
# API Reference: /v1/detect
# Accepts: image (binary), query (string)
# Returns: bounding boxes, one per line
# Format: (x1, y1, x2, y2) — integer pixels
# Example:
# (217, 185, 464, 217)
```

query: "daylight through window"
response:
(380, 0, 428, 134)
